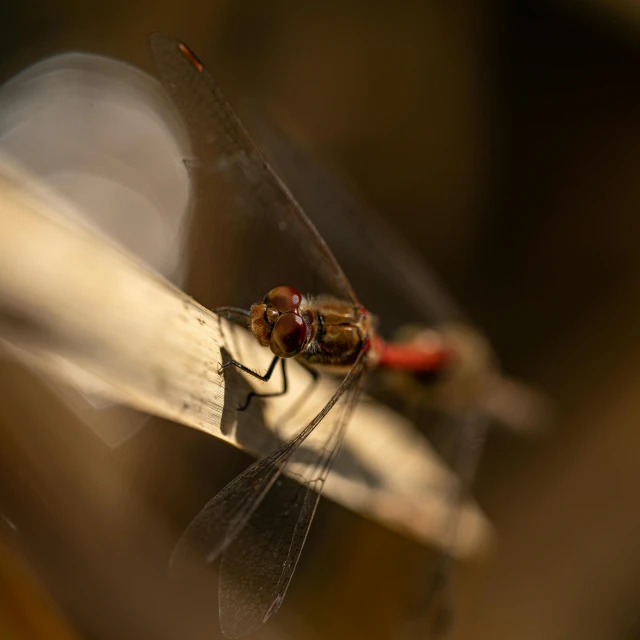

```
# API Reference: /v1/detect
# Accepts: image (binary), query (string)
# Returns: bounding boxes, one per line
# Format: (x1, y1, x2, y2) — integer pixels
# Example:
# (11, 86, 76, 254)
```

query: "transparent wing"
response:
(168, 444, 290, 579)
(403, 409, 490, 639)
(218, 375, 362, 638)
(219, 119, 494, 632)
(237, 116, 467, 334)
(169, 353, 366, 638)
(149, 33, 358, 308)
(151, 32, 369, 635)
(217, 474, 321, 639)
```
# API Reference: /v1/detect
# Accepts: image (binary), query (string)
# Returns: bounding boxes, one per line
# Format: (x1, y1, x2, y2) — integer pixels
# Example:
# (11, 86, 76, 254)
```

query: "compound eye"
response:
(264, 286, 302, 314)
(269, 313, 307, 358)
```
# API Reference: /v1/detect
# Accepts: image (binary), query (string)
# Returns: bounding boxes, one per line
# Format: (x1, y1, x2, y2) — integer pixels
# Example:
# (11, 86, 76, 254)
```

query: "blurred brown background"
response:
(3, 1, 640, 639)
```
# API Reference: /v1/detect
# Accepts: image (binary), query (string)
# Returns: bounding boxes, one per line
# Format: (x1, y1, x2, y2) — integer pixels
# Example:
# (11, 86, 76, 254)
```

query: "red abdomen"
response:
(375, 336, 450, 373)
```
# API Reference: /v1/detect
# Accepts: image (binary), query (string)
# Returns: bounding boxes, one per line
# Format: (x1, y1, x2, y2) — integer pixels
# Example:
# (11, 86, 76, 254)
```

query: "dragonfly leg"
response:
(237, 358, 289, 411)
(219, 355, 286, 411)
(271, 359, 320, 436)
(220, 353, 279, 380)
(215, 306, 251, 326)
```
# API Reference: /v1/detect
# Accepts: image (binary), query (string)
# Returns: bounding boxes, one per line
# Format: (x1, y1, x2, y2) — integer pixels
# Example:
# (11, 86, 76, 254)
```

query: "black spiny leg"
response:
(215, 306, 251, 324)
(215, 306, 278, 409)
(239, 358, 289, 411)
(214, 306, 298, 410)
(220, 355, 289, 411)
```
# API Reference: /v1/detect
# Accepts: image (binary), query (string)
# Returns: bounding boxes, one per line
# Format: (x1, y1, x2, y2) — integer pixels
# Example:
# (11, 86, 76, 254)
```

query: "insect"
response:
(150, 33, 455, 639)
(216, 95, 548, 637)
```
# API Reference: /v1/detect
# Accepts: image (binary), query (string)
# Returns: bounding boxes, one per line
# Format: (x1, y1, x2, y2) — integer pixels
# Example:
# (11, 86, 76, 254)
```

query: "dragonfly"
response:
(244, 115, 549, 638)
(149, 33, 456, 639)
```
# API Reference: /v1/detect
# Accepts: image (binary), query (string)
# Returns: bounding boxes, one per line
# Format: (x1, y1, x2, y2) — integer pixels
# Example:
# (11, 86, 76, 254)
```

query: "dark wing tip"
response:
(148, 32, 188, 64)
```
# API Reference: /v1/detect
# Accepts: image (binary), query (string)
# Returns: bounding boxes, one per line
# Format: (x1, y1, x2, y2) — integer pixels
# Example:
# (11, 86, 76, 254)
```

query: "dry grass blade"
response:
(0, 155, 493, 558)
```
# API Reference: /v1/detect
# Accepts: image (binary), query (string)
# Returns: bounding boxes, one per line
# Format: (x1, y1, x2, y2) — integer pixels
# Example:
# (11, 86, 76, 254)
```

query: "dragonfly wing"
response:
(218, 475, 322, 638)
(404, 409, 491, 638)
(169, 349, 365, 627)
(149, 32, 358, 307)
(218, 366, 364, 638)
(235, 114, 467, 332)
(169, 445, 289, 578)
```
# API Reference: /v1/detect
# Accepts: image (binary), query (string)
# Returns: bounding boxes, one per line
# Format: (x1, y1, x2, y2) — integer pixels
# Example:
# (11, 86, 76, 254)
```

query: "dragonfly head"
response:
(250, 286, 308, 358)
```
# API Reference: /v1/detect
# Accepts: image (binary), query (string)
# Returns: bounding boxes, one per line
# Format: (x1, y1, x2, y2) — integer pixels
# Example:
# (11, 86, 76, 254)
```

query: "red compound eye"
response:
(264, 286, 302, 314)
(269, 313, 307, 358)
